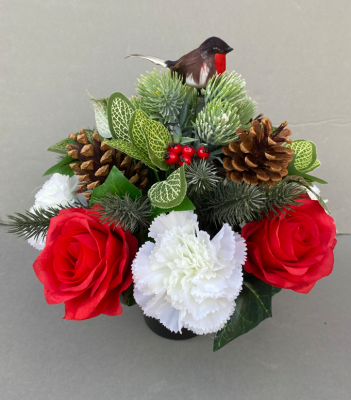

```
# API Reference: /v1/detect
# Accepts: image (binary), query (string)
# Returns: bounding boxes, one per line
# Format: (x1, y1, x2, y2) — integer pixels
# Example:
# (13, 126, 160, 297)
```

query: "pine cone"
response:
(222, 117, 293, 188)
(67, 129, 148, 201)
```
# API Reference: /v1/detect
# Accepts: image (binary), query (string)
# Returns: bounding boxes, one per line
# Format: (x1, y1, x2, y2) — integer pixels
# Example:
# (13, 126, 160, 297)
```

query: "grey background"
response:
(1, 1, 351, 399)
(0, 0, 351, 231)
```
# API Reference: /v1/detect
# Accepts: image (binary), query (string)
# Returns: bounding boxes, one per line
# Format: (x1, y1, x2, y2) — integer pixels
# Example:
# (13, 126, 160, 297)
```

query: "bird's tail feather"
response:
(124, 54, 167, 68)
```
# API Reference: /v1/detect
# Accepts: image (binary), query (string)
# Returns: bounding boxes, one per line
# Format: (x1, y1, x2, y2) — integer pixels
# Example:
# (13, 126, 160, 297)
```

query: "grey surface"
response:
(1, 226, 350, 400)
(1, 0, 351, 231)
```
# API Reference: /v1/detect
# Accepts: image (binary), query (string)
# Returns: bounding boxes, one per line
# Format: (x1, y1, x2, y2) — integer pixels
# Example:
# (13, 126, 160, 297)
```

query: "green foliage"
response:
(152, 196, 195, 218)
(107, 92, 135, 142)
(6, 201, 88, 242)
(285, 140, 327, 184)
(43, 156, 79, 177)
(288, 154, 327, 184)
(135, 69, 189, 124)
(47, 138, 71, 155)
(91, 165, 141, 206)
(129, 110, 150, 160)
(214, 275, 278, 351)
(204, 71, 257, 130)
(194, 99, 241, 147)
(285, 176, 330, 214)
(179, 89, 196, 129)
(198, 181, 265, 226)
(47, 129, 96, 155)
(121, 283, 137, 307)
(185, 160, 221, 196)
(89, 95, 112, 138)
(106, 92, 172, 170)
(142, 118, 172, 170)
(148, 166, 187, 209)
(285, 140, 320, 173)
(92, 193, 153, 233)
(261, 181, 306, 217)
(197, 180, 306, 227)
(106, 138, 155, 169)
(106, 93, 156, 168)
(283, 140, 324, 184)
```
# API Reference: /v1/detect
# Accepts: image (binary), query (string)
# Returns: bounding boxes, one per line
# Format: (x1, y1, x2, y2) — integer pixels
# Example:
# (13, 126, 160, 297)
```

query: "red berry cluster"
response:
(165, 143, 210, 166)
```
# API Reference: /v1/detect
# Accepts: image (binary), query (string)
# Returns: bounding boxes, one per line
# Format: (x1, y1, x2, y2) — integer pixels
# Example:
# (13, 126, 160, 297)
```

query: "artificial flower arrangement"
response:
(8, 65, 337, 351)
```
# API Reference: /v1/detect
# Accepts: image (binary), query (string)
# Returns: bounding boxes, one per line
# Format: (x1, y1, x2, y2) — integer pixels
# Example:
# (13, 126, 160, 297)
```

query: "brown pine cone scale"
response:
(67, 129, 148, 201)
(222, 117, 293, 188)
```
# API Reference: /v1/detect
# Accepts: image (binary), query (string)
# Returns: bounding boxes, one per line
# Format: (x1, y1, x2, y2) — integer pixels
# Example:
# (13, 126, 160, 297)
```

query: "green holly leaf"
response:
(89, 95, 112, 138)
(106, 139, 155, 170)
(285, 140, 319, 173)
(152, 196, 195, 218)
(142, 119, 172, 170)
(91, 165, 141, 206)
(43, 156, 80, 177)
(213, 275, 276, 352)
(107, 92, 135, 142)
(148, 166, 187, 209)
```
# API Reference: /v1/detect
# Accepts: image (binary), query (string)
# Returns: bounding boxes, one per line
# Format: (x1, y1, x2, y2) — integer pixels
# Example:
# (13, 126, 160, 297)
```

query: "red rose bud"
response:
(197, 146, 210, 160)
(178, 154, 192, 166)
(168, 142, 182, 155)
(181, 145, 195, 158)
(165, 152, 179, 165)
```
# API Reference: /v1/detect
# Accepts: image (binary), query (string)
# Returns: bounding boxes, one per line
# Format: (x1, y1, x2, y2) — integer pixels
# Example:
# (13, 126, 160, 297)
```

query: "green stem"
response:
(154, 170, 160, 182)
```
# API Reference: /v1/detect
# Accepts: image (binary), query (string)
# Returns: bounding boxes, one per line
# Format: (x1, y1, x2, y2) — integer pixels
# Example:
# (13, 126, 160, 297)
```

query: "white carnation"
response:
(27, 174, 81, 251)
(34, 173, 79, 207)
(132, 211, 246, 335)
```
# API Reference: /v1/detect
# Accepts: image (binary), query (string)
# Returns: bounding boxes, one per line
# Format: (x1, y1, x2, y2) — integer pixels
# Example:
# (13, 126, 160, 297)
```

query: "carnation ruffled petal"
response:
(132, 211, 246, 335)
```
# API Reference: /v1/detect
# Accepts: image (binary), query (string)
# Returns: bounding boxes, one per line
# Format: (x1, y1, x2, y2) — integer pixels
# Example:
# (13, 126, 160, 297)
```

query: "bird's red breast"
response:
(214, 53, 226, 75)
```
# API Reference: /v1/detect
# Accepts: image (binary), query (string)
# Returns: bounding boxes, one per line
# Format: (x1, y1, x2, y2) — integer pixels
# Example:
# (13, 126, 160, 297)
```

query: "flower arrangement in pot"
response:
(7, 37, 337, 351)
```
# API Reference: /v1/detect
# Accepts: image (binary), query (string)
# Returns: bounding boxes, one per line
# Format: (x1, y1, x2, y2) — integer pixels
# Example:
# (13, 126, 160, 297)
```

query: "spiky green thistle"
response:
(204, 71, 257, 130)
(185, 160, 221, 196)
(92, 194, 153, 233)
(134, 69, 189, 125)
(194, 99, 241, 148)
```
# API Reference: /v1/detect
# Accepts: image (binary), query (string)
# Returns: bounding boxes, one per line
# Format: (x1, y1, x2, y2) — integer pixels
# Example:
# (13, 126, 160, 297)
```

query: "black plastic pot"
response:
(143, 315, 197, 340)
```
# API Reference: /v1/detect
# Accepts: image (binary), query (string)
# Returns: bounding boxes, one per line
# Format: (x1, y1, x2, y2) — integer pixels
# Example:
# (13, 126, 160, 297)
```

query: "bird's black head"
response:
(200, 37, 233, 56)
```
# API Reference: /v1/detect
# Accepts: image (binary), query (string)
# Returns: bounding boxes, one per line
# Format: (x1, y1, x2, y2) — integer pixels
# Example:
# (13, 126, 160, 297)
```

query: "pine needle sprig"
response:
(261, 181, 306, 217)
(194, 99, 241, 148)
(204, 71, 257, 130)
(185, 160, 221, 196)
(7, 200, 88, 241)
(198, 181, 266, 226)
(135, 69, 189, 125)
(196, 180, 307, 227)
(92, 194, 153, 233)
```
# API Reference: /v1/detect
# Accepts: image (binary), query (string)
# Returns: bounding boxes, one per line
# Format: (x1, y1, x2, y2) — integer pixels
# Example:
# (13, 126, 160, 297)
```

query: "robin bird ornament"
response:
(125, 37, 233, 89)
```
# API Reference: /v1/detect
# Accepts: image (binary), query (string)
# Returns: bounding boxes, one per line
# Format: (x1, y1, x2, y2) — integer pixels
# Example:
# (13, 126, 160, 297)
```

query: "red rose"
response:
(33, 207, 138, 320)
(241, 196, 337, 293)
